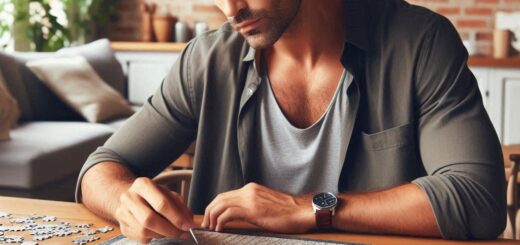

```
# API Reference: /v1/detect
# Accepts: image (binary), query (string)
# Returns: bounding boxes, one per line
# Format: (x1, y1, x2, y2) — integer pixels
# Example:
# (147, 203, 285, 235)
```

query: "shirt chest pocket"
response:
(362, 123, 414, 151)
(357, 123, 421, 187)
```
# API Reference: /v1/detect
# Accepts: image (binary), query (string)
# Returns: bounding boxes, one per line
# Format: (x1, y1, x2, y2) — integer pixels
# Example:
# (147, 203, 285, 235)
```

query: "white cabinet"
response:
(115, 52, 181, 105)
(470, 67, 520, 145)
(488, 69, 520, 145)
(470, 67, 490, 109)
(504, 78, 520, 145)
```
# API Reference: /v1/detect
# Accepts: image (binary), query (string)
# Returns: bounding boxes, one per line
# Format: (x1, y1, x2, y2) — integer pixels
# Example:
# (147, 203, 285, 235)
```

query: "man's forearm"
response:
(333, 183, 441, 237)
(81, 162, 136, 223)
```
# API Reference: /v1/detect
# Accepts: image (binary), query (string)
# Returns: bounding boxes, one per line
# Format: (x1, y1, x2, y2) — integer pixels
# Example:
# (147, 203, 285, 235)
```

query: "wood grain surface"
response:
(0, 196, 519, 245)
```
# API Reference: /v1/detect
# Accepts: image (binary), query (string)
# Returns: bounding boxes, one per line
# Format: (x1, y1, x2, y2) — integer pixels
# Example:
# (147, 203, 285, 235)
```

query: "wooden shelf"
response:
(468, 55, 520, 68)
(111, 41, 187, 52)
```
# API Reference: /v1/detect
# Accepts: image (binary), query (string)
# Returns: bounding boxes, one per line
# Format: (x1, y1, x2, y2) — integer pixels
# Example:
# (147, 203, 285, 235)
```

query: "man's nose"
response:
(216, 0, 247, 18)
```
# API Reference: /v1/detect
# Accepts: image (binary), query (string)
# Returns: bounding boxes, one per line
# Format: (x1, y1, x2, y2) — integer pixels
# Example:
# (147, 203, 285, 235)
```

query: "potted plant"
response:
(0, 0, 118, 51)
(63, 0, 118, 44)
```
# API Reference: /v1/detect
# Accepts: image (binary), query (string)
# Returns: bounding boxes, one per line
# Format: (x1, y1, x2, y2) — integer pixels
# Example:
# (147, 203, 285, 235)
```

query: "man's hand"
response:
(115, 177, 195, 244)
(201, 183, 314, 233)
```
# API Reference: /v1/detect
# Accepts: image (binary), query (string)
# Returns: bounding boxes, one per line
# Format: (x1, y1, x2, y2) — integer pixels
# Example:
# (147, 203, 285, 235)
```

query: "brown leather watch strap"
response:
(315, 209, 332, 229)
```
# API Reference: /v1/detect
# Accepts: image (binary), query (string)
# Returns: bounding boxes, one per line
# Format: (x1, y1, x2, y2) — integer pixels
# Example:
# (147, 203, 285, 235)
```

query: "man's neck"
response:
(267, 0, 345, 69)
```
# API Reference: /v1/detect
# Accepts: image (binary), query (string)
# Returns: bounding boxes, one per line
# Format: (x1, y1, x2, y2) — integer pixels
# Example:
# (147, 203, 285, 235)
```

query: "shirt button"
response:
(248, 88, 253, 95)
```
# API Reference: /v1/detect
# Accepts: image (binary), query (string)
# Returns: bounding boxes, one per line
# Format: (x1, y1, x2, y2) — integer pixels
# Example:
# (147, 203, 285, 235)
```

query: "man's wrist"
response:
(81, 162, 136, 223)
(330, 194, 348, 231)
(292, 195, 315, 232)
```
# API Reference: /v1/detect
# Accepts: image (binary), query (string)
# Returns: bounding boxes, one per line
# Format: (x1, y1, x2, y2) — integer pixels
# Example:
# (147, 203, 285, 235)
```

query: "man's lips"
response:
(234, 18, 262, 31)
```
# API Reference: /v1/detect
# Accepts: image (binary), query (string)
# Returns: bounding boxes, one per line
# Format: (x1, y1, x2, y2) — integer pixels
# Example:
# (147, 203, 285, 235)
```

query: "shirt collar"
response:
(242, 46, 256, 62)
(241, 0, 369, 63)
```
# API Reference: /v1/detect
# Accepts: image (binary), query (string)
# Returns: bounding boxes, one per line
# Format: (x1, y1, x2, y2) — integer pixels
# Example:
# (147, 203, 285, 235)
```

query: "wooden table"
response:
(0, 196, 118, 244)
(0, 196, 519, 245)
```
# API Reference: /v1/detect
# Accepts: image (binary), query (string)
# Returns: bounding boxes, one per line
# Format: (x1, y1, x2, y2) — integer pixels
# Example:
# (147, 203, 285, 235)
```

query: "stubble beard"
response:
(234, 0, 302, 50)
(243, 24, 286, 50)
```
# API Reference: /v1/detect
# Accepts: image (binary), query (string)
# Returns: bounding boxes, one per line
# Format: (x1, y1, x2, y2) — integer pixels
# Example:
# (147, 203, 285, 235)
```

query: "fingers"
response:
(201, 183, 309, 234)
(202, 192, 232, 229)
(161, 186, 194, 222)
(125, 191, 183, 237)
(209, 200, 240, 230)
(202, 190, 249, 231)
(131, 178, 195, 231)
(116, 177, 194, 243)
(215, 207, 247, 232)
(117, 204, 163, 244)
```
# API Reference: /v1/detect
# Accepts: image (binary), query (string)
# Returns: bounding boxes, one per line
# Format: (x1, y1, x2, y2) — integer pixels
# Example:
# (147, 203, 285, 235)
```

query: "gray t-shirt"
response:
(253, 70, 352, 195)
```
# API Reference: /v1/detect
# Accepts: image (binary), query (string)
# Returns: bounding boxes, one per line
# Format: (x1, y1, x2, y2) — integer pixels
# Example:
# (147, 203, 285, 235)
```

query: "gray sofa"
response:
(0, 39, 134, 201)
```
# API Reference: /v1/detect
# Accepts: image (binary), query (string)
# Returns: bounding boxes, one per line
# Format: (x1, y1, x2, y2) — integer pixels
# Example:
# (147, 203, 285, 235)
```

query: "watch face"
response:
(313, 192, 338, 209)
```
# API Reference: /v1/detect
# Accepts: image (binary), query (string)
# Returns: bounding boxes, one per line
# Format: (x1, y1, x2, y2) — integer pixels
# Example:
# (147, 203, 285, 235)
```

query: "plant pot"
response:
(153, 16, 174, 42)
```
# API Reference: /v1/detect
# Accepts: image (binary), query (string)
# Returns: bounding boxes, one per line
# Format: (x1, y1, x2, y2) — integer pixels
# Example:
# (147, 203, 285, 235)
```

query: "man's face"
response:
(214, 0, 302, 49)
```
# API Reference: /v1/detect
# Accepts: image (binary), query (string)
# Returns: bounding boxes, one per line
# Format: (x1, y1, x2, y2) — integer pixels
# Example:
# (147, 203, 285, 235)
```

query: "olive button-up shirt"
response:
(76, 0, 505, 240)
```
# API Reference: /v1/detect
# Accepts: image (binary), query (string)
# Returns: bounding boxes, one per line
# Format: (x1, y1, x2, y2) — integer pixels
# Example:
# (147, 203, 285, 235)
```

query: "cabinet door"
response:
(115, 51, 181, 105)
(504, 79, 520, 145)
(128, 61, 174, 105)
(469, 67, 490, 110)
(489, 69, 520, 145)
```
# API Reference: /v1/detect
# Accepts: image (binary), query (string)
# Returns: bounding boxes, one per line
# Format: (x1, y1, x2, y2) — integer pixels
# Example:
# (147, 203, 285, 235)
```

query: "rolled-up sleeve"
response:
(75, 41, 198, 202)
(411, 17, 506, 240)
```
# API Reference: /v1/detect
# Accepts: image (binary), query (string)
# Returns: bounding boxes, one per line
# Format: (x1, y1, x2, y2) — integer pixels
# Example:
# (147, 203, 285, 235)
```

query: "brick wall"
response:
(108, 0, 225, 41)
(409, 0, 520, 56)
(108, 0, 520, 56)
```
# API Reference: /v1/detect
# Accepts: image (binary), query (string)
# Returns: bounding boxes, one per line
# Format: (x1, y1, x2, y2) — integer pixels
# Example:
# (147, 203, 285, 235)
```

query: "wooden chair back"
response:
(154, 170, 193, 205)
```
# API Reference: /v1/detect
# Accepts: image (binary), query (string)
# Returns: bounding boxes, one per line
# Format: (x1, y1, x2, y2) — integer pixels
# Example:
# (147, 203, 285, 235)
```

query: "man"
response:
(77, 0, 506, 243)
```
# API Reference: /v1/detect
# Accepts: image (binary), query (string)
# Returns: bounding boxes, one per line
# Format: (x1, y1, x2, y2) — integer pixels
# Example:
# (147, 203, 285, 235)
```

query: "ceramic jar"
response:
(493, 29, 510, 59)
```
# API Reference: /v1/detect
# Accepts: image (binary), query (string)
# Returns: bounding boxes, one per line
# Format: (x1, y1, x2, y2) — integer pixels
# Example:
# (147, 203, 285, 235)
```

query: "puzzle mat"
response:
(101, 229, 368, 245)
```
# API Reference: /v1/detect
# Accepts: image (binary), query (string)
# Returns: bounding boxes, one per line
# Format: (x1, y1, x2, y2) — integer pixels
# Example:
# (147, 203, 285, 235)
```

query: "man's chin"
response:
(244, 35, 276, 50)
(240, 30, 279, 50)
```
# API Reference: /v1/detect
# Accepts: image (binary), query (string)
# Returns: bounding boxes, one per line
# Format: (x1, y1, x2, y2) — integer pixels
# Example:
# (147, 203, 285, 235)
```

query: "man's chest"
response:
(267, 66, 345, 128)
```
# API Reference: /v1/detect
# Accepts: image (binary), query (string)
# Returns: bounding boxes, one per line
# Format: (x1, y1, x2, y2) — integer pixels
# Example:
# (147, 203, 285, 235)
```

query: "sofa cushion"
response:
(26, 56, 133, 123)
(0, 39, 126, 122)
(0, 122, 114, 189)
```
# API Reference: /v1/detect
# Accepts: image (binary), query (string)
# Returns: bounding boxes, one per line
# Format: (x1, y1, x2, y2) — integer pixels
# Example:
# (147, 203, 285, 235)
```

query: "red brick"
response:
(465, 7, 493, 15)
(436, 7, 461, 16)
(477, 31, 493, 41)
(475, 0, 499, 3)
(456, 19, 489, 28)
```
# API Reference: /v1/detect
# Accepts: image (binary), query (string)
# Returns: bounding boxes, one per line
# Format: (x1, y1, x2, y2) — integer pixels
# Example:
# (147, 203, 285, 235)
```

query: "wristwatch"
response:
(312, 192, 338, 229)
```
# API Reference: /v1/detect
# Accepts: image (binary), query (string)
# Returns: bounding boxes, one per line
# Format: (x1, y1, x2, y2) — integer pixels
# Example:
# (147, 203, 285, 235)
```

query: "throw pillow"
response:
(0, 39, 125, 122)
(57, 39, 126, 95)
(0, 68, 20, 140)
(26, 56, 134, 123)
